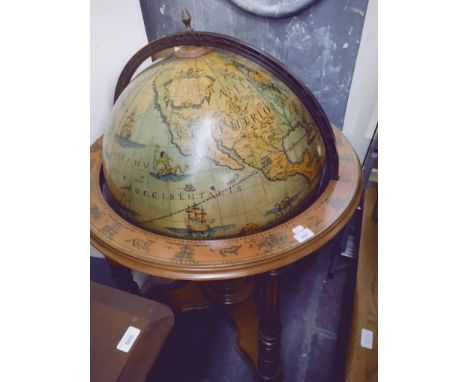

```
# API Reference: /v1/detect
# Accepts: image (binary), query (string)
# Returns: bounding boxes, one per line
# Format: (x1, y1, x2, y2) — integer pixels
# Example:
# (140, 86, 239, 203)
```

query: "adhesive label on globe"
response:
(360, 328, 374, 349)
(116, 326, 141, 353)
(293, 226, 314, 243)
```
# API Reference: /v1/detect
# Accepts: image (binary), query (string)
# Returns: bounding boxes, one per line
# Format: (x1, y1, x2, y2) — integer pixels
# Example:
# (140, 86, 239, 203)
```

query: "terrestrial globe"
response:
(102, 32, 336, 240)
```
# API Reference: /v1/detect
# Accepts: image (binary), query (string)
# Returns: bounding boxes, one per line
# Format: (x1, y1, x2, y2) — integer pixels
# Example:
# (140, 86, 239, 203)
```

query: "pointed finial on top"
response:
(181, 8, 193, 31)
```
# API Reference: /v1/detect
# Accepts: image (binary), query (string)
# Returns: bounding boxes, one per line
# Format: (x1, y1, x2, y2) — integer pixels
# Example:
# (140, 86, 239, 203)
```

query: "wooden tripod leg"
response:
(258, 269, 284, 381)
(106, 258, 140, 295)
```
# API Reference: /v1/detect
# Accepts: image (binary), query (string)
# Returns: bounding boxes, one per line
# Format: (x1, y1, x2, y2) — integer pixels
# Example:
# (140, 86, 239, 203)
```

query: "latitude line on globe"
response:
(136, 170, 259, 224)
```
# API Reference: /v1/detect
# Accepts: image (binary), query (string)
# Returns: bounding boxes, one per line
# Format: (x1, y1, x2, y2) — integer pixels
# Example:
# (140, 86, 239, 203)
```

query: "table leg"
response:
(106, 258, 140, 295)
(257, 269, 284, 381)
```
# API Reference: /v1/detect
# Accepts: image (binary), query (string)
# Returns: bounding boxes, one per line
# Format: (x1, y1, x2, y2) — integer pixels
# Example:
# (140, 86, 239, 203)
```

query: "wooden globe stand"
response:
(91, 127, 362, 381)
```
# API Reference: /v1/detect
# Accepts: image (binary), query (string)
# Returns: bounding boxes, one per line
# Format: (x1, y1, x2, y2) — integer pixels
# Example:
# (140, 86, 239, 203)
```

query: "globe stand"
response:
(91, 126, 362, 381)
(107, 260, 284, 381)
(162, 273, 284, 381)
(93, 10, 363, 378)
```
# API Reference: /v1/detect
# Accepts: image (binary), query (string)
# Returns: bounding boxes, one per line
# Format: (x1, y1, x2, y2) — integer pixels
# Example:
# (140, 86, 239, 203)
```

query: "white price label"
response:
(360, 328, 374, 349)
(116, 326, 141, 353)
(292, 226, 314, 243)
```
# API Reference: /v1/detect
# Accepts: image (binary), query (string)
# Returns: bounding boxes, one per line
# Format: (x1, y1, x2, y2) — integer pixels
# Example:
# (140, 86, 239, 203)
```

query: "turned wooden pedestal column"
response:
(258, 269, 283, 380)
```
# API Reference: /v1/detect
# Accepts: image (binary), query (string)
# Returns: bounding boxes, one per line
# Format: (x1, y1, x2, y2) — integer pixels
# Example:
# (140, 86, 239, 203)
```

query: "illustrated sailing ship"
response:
(115, 110, 145, 148)
(166, 202, 235, 238)
(121, 110, 136, 139)
(185, 203, 214, 233)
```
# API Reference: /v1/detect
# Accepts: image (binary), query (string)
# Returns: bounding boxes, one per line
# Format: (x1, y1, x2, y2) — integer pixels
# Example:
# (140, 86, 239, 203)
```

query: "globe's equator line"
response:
(136, 170, 259, 224)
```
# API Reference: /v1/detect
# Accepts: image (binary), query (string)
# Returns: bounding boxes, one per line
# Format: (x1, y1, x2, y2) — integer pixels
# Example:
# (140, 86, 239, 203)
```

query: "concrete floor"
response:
(91, 238, 355, 382)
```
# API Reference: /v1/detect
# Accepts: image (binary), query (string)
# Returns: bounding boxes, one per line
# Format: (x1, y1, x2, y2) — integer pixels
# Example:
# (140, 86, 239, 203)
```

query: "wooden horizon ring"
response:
(91, 127, 362, 281)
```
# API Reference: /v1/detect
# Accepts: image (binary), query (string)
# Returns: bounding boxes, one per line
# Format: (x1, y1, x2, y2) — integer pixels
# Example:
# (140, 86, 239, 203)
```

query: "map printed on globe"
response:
(103, 46, 326, 239)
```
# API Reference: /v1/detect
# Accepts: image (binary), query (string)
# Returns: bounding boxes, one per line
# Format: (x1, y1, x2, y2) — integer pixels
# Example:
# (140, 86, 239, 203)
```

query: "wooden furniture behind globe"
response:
(91, 126, 361, 381)
(90, 281, 174, 382)
(91, 15, 363, 381)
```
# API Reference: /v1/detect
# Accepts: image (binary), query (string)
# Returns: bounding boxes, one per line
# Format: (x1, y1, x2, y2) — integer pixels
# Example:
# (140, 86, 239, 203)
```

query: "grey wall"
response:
(139, 0, 368, 129)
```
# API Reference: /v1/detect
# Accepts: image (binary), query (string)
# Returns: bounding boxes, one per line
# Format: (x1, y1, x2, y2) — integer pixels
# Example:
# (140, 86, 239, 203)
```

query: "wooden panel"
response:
(90, 282, 174, 382)
(345, 186, 378, 381)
